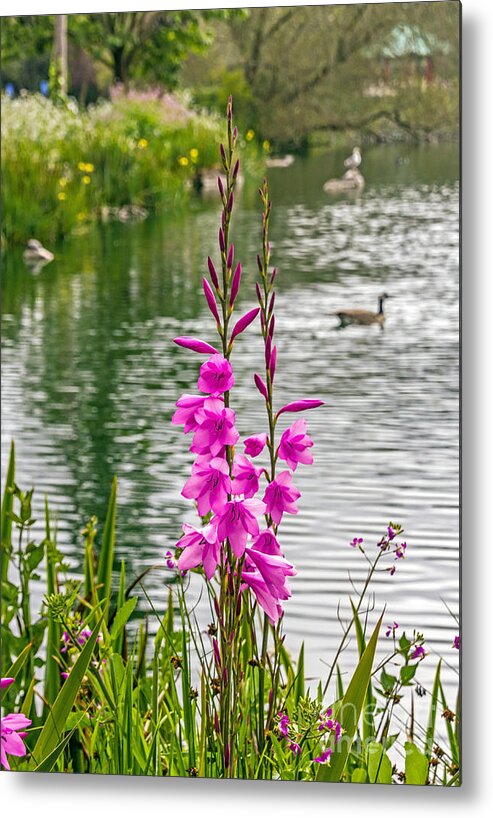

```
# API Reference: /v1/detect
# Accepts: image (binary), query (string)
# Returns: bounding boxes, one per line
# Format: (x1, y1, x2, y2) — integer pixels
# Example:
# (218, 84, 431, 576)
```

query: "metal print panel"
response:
(1, 1, 460, 784)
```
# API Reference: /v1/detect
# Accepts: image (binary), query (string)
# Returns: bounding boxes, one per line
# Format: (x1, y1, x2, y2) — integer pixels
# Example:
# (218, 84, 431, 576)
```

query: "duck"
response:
(22, 239, 54, 271)
(344, 146, 362, 170)
(266, 154, 295, 169)
(323, 168, 365, 194)
(331, 293, 392, 328)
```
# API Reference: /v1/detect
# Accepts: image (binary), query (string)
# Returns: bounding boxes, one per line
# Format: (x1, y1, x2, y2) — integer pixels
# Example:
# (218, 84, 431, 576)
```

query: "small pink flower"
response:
(278, 419, 314, 471)
(1, 712, 32, 770)
(182, 456, 232, 516)
(244, 433, 268, 458)
(245, 547, 296, 599)
(0, 678, 15, 690)
(453, 635, 460, 650)
(386, 622, 399, 638)
(174, 336, 218, 355)
(289, 741, 301, 756)
(241, 571, 284, 624)
(263, 471, 301, 525)
(314, 748, 332, 764)
(231, 454, 262, 498)
(190, 398, 239, 457)
(197, 354, 234, 394)
(172, 394, 209, 434)
(216, 498, 266, 556)
(250, 528, 283, 556)
(177, 522, 220, 580)
(412, 645, 425, 660)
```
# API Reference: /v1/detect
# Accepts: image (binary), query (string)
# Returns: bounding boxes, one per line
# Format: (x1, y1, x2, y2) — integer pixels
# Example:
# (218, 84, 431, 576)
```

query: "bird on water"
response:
(23, 239, 54, 270)
(331, 293, 392, 328)
(344, 147, 362, 170)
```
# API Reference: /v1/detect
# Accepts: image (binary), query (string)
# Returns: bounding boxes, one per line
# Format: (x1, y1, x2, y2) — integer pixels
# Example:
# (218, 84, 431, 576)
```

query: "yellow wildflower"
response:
(245, 129, 255, 142)
(59, 177, 68, 188)
(178, 156, 189, 167)
(262, 140, 271, 152)
(82, 175, 91, 185)
(77, 212, 86, 222)
(190, 148, 199, 162)
(138, 138, 148, 150)
(85, 163, 94, 173)
(78, 161, 86, 171)
(57, 191, 67, 201)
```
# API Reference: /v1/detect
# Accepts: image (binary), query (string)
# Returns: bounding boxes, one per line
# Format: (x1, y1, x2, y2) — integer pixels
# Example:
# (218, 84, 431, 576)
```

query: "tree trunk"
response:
(53, 15, 68, 96)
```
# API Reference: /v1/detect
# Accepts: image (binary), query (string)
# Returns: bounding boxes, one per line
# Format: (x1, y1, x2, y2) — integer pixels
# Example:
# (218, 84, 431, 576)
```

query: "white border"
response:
(2, 0, 493, 814)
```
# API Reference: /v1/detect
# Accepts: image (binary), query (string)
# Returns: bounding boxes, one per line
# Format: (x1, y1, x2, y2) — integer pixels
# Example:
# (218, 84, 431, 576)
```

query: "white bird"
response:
(344, 147, 362, 170)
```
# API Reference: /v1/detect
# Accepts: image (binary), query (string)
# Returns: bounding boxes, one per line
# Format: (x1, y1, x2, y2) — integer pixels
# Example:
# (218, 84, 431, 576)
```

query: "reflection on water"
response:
(1, 144, 459, 705)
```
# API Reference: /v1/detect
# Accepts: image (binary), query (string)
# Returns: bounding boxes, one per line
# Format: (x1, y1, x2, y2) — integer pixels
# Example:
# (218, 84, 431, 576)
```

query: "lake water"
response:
(1, 144, 460, 730)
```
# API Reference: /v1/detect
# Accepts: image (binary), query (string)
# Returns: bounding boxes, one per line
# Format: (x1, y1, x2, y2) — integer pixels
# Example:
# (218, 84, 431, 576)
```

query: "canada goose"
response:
(332, 293, 392, 328)
(344, 146, 362, 170)
(22, 239, 54, 271)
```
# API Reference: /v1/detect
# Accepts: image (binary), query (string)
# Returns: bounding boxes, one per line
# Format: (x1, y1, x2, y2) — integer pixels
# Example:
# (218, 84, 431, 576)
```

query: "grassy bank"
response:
(1, 92, 261, 248)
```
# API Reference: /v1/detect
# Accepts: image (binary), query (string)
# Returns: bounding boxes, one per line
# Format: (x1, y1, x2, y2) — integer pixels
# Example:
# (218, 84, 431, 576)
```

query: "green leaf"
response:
(367, 741, 393, 784)
(425, 660, 442, 758)
(380, 667, 397, 692)
(110, 597, 137, 644)
(400, 664, 417, 684)
(1, 441, 15, 583)
(295, 642, 305, 704)
(317, 613, 383, 783)
(351, 767, 367, 783)
(5, 642, 32, 679)
(405, 741, 429, 785)
(30, 614, 104, 766)
(351, 600, 376, 744)
(96, 476, 117, 618)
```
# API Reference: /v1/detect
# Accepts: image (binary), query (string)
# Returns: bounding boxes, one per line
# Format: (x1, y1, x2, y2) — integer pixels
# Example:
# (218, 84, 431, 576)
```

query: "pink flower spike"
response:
(265, 334, 271, 367)
(254, 373, 269, 401)
(231, 308, 260, 341)
(217, 175, 225, 198)
(198, 354, 234, 394)
(202, 278, 221, 325)
(174, 336, 218, 355)
(278, 419, 314, 471)
(182, 456, 232, 516)
(231, 454, 262, 498)
(277, 399, 324, 417)
(219, 227, 225, 253)
(207, 257, 219, 289)
(268, 315, 275, 340)
(244, 433, 268, 458)
(217, 498, 266, 556)
(314, 749, 332, 764)
(233, 158, 240, 179)
(263, 471, 301, 525)
(0, 678, 15, 689)
(230, 263, 242, 306)
(227, 244, 234, 269)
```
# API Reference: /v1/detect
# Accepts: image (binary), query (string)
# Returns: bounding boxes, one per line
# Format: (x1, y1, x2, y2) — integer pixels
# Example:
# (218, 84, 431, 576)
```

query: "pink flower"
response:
(244, 433, 268, 458)
(197, 354, 234, 394)
(412, 645, 425, 660)
(231, 454, 262, 498)
(289, 741, 302, 755)
(263, 471, 301, 525)
(453, 635, 460, 650)
(182, 456, 232, 516)
(177, 521, 220, 580)
(314, 748, 332, 764)
(1, 712, 32, 770)
(241, 571, 283, 624)
(230, 308, 260, 341)
(278, 419, 314, 471)
(190, 398, 239, 457)
(174, 336, 218, 355)
(172, 394, 209, 434)
(278, 713, 290, 738)
(245, 547, 296, 599)
(250, 528, 283, 556)
(216, 498, 266, 556)
(0, 678, 14, 690)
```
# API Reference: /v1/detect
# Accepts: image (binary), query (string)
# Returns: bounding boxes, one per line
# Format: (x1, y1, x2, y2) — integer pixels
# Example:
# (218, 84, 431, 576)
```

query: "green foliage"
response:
(405, 741, 429, 785)
(1, 92, 259, 247)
